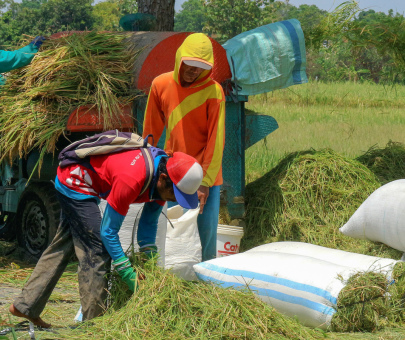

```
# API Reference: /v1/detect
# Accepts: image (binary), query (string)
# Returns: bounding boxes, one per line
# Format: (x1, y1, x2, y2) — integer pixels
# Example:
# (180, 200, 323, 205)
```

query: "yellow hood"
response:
(174, 33, 214, 87)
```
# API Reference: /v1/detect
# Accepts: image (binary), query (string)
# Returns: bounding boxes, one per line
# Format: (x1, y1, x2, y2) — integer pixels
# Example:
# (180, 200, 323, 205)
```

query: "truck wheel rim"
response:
(24, 203, 47, 255)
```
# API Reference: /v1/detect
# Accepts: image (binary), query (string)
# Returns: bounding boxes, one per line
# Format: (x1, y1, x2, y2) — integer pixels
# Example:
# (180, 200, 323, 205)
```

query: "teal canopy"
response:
(222, 19, 308, 96)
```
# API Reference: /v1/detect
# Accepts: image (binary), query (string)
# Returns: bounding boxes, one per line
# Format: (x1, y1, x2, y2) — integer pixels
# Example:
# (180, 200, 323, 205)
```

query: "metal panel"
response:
(221, 96, 247, 219)
(245, 115, 278, 149)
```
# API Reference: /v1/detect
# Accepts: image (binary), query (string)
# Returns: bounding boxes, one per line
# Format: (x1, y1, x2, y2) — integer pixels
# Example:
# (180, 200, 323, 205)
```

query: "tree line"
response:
(0, 0, 137, 45)
(1, 0, 403, 84)
(175, 0, 405, 84)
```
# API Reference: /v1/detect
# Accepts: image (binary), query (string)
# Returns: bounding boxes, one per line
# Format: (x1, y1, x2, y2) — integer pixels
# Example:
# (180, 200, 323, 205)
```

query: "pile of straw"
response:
(244, 149, 389, 253)
(243, 148, 405, 332)
(356, 141, 405, 184)
(0, 32, 140, 166)
(87, 258, 405, 337)
(331, 262, 405, 332)
(387, 262, 405, 324)
(331, 272, 390, 332)
(74, 260, 325, 340)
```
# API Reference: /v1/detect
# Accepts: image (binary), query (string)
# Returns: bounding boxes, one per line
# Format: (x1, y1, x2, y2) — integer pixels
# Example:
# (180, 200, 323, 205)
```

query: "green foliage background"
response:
(174, 0, 405, 84)
(0, 0, 404, 84)
(0, 0, 137, 47)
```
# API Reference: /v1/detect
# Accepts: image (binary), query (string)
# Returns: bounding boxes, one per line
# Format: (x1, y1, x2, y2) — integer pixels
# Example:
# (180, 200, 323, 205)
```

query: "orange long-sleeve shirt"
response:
(142, 34, 225, 187)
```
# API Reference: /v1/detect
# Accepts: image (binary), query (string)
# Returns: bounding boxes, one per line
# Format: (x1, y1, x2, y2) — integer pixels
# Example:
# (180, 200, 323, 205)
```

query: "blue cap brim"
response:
(173, 184, 199, 209)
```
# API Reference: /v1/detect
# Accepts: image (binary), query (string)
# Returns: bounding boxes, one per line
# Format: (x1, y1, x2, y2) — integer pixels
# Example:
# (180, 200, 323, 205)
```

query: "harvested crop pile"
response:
(331, 262, 405, 332)
(356, 141, 405, 184)
(0, 32, 140, 167)
(331, 271, 390, 332)
(387, 262, 405, 323)
(244, 149, 401, 258)
(73, 260, 325, 340)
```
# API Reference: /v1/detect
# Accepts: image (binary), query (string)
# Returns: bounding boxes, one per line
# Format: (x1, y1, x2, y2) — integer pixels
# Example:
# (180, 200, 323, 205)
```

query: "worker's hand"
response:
(198, 185, 210, 214)
(30, 36, 46, 49)
(113, 256, 139, 292)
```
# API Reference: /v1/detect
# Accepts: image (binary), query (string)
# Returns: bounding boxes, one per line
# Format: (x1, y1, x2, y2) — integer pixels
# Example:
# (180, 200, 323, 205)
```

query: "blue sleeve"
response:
(137, 201, 163, 249)
(100, 203, 126, 261)
(0, 44, 38, 73)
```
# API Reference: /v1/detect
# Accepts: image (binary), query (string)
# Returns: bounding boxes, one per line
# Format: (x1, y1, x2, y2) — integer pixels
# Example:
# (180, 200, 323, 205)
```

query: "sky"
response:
(175, 0, 405, 15)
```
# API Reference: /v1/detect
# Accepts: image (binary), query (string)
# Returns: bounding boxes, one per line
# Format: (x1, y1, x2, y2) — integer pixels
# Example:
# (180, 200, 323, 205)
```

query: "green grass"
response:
(242, 81, 405, 339)
(1, 81, 405, 339)
(245, 81, 405, 183)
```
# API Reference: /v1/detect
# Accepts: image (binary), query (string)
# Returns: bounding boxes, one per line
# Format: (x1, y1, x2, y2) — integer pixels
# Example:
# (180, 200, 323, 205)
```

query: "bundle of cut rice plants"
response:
(356, 141, 405, 184)
(331, 263, 405, 332)
(388, 262, 405, 323)
(331, 272, 390, 332)
(72, 260, 325, 340)
(107, 251, 151, 311)
(244, 149, 401, 258)
(0, 31, 141, 169)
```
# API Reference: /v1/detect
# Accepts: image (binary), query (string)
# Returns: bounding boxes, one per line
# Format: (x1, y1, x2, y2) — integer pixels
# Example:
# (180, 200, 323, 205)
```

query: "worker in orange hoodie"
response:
(143, 33, 225, 261)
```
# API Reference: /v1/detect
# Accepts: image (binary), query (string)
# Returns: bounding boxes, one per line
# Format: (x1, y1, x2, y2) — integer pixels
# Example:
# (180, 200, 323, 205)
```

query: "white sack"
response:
(248, 241, 398, 278)
(99, 201, 167, 267)
(165, 206, 202, 281)
(339, 179, 405, 252)
(194, 242, 398, 329)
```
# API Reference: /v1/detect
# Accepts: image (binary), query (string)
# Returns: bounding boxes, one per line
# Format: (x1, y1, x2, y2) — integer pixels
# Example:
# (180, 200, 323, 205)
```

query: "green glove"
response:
(113, 256, 137, 292)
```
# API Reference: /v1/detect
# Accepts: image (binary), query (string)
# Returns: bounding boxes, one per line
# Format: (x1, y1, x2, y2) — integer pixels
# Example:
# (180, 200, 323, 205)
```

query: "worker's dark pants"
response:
(13, 192, 110, 321)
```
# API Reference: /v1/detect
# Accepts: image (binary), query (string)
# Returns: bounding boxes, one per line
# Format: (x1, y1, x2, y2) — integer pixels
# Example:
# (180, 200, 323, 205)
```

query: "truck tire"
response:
(0, 210, 16, 241)
(16, 183, 61, 258)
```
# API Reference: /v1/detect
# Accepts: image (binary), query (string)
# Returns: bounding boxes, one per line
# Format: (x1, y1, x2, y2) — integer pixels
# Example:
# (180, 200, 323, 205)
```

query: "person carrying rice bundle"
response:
(0, 36, 45, 86)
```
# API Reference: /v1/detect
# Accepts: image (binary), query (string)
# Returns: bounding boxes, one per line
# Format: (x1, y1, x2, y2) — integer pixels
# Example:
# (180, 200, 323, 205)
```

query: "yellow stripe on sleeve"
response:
(165, 84, 223, 146)
(202, 100, 225, 186)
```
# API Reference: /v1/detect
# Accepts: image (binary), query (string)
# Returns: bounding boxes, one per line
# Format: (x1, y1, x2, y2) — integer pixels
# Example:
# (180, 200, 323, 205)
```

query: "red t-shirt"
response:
(57, 149, 163, 215)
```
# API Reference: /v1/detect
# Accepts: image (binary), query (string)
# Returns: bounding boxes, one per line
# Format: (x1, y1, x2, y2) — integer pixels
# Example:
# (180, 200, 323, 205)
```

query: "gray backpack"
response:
(58, 130, 160, 195)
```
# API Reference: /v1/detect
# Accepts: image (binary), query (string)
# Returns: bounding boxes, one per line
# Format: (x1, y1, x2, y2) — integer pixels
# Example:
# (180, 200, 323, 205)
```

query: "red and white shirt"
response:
(57, 149, 163, 216)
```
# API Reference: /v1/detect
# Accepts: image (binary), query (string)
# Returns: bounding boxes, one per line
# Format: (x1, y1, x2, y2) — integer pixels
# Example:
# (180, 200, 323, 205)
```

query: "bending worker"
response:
(0, 36, 45, 85)
(9, 138, 203, 328)
(143, 33, 225, 262)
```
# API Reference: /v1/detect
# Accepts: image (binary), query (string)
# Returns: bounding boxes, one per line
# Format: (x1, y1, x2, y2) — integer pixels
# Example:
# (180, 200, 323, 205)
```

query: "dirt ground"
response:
(0, 241, 80, 339)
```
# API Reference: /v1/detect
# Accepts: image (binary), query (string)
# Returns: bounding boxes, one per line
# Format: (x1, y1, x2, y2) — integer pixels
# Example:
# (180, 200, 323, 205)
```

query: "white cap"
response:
(183, 59, 212, 70)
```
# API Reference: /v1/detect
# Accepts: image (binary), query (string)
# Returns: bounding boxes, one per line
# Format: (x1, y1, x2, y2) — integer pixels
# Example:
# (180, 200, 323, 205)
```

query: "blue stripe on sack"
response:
(195, 272, 336, 316)
(197, 262, 337, 305)
(280, 20, 302, 84)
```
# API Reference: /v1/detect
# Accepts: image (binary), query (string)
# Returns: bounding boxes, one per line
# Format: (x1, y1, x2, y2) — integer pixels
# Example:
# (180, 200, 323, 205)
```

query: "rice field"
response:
(242, 81, 405, 339)
(245, 81, 405, 183)
(1, 81, 405, 339)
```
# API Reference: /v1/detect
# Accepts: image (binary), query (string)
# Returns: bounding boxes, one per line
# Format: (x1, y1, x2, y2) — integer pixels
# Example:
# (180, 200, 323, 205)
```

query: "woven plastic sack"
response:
(339, 179, 405, 252)
(165, 205, 201, 281)
(194, 242, 398, 329)
(248, 241, 398, 275)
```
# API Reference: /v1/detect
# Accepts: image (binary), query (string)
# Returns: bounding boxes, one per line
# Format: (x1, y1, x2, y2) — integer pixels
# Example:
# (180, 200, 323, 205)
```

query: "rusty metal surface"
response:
(66, 104, 134, 132)
(128, 31, 181, 91)
(129, 32, 231, 93)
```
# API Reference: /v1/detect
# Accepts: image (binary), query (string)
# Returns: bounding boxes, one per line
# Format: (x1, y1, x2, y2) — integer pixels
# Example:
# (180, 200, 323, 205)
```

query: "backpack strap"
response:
(58, 130, 159, 197)
(139, 148, 154, 196)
